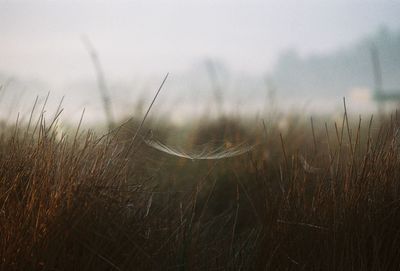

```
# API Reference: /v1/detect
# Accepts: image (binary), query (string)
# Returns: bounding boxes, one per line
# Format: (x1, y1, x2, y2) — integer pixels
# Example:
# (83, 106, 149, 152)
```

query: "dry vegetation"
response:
(1, 99, 400, 270)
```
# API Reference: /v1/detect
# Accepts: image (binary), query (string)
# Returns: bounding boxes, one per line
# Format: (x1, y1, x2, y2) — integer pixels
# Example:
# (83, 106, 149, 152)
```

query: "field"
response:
(1, 94, 400, 270)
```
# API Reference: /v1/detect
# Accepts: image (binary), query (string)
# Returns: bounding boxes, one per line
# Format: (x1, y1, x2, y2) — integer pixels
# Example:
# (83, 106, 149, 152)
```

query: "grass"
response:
(1, 98, 400, 270)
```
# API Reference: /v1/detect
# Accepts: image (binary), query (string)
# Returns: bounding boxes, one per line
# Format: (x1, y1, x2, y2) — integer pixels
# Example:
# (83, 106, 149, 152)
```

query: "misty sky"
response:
(0, 0, 400, 124)
(1, 0, 400, 87)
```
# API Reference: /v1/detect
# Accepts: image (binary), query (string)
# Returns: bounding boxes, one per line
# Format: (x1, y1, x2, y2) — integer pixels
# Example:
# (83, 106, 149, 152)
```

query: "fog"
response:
(1, 0, 400, 123)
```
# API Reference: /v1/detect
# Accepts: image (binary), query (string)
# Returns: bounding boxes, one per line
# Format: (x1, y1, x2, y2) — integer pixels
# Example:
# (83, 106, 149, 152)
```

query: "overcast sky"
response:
(1, 0, 399, 88)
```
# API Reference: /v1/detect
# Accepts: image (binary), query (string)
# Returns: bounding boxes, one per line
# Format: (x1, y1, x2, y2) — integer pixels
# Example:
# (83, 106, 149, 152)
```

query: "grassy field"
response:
(1, 97, 400, 270)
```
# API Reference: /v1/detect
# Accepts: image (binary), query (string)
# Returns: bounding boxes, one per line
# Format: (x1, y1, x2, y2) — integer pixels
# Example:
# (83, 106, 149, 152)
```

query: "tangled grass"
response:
(1, 104, 400, 270)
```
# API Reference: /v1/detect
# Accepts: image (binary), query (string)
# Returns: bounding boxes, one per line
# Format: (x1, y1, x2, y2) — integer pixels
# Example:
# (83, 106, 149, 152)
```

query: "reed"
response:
(1, 101, 400, 270)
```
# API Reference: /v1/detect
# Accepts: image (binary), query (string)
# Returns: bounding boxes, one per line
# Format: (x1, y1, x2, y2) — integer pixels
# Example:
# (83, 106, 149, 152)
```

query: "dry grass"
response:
(1, 103, 400, 270)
